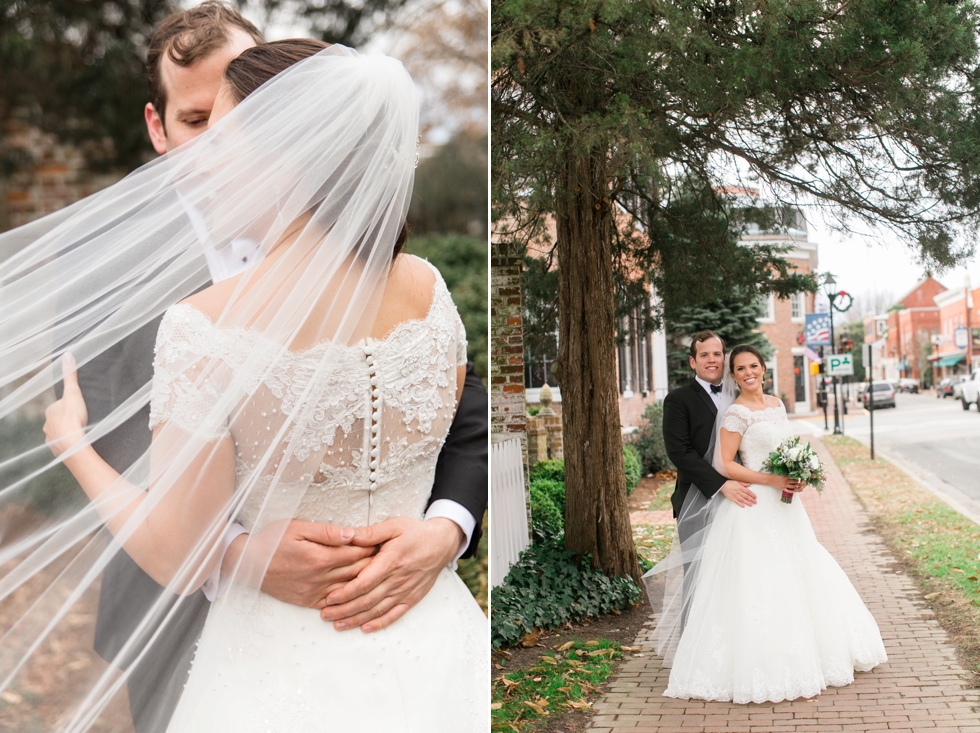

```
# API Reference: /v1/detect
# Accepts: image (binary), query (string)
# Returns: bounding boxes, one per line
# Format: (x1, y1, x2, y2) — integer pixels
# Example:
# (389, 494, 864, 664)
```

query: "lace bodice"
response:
(721, 402, 791, 472)
(148, 259, 467, 531)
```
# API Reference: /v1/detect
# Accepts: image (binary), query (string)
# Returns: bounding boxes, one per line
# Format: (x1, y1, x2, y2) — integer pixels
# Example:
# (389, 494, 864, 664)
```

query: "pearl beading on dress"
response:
(365, 340, 381, 523)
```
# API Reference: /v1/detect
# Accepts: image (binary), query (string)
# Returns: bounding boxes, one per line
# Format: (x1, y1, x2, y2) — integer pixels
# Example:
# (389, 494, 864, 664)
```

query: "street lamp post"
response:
(825, 275, 843, 435)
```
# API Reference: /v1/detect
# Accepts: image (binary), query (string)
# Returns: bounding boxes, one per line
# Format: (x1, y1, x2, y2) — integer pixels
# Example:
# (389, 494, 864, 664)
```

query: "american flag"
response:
(804, 313, 831, 346)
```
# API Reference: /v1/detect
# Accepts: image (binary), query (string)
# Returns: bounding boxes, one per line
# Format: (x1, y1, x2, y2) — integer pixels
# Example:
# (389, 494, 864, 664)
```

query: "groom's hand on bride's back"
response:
(318, 516, 463, 633)
(720, 480, 756, 508)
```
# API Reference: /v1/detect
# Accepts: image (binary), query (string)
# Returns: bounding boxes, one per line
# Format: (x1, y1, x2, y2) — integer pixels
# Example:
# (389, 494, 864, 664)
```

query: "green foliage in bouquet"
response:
(490, 537, 642, 648)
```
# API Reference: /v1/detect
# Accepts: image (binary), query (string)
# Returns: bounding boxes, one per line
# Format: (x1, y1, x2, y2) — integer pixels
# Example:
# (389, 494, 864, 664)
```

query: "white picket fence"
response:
(490, 437, 530, 587)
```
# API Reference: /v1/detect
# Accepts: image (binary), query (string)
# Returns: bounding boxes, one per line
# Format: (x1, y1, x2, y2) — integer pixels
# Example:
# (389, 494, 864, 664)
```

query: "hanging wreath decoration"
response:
(833, 290, 853, 313)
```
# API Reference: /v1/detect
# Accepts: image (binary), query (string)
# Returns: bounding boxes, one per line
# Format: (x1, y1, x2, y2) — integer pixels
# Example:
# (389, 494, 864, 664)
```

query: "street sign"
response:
(827, 353, 854, 376)
(862, 343, 871, 365)
(955, 325, 969, 349)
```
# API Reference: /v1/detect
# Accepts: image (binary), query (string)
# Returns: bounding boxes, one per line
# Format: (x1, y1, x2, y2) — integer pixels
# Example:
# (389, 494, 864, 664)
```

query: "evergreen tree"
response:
(666, 294, 772, 390)
(494, 0, 980, 580)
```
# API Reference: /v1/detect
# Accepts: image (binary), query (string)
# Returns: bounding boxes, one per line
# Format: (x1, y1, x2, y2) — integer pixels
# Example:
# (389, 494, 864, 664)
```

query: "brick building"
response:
(932, 284, 980, 378)
(888, 278, 946, 382)
(520, 218, 669, 435)
(743, 207, 820, 414)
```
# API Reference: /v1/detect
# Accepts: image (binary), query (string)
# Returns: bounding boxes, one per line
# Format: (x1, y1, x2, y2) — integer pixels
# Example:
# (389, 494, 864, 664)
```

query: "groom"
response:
(75, 4, 487, 731)
(663, 331, 755, 538)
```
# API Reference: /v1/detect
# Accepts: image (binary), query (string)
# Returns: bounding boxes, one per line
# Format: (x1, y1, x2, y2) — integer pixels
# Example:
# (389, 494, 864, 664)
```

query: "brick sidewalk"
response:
(590, 437, 980, 732)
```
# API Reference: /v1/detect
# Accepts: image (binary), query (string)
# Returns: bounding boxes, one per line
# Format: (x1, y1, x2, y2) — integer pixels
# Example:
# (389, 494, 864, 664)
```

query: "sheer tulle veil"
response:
(0, 46, 419, 729)
(642, 355, 738, 666)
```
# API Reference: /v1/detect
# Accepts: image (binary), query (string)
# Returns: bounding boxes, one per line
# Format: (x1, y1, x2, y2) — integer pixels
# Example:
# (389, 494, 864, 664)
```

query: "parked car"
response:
(862, 381, 896, 409)
(937, 377, 955, 398)
(952, 375, 970, 400)
(897, 378, 920, 393)
(960, 370, 980, 411)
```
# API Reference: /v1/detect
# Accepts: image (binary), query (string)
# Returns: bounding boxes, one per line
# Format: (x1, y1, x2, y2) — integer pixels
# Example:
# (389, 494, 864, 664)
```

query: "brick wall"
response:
(490, 237, 527, 450)
(1, 120, 124, 231)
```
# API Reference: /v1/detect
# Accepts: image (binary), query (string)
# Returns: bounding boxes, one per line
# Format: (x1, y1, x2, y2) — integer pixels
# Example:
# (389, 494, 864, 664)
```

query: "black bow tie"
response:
(709, 384, 722, 394)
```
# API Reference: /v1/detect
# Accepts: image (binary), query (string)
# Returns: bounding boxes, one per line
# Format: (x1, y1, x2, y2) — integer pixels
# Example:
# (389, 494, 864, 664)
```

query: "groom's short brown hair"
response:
(689, 330, 726, 358)
(147, 2, 265, 126)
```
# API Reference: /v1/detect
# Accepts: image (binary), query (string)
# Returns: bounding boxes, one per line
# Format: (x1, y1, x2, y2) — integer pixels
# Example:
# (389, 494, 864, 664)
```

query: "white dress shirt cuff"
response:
(424, 499, 476, 570)
(201, 523, 250, 602)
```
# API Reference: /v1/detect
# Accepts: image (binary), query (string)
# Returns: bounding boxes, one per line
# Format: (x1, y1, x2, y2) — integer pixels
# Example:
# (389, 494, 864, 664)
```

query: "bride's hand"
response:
(770, 475, 804, 493)
(43, 354, 89, 458)
(320, 517, 462, 633)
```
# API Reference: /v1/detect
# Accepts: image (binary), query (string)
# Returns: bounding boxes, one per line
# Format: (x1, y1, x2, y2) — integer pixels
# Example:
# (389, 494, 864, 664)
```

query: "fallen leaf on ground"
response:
(519, 628, 541, 647)
(567, 700, 592, 710)
(490, 702, 503, 711)
(524, 701, 548, 715)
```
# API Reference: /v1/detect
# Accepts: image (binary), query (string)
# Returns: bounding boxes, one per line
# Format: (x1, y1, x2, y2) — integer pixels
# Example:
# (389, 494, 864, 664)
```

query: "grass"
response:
(646, 480, 675, 512)
(823, 434, 980, 679)
(632, 523, 675, 569)
(491, 639, 627, 732)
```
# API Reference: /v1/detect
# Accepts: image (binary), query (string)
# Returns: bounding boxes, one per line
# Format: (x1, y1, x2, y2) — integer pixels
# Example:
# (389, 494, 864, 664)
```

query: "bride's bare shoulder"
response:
(765, 394, 785, 409)
(176, 276, 242, 322)
(383, 253, 438, 317)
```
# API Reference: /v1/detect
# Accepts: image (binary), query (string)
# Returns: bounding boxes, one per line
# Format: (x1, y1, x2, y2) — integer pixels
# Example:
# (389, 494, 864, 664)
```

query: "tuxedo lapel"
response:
(691, 380, 718, 418)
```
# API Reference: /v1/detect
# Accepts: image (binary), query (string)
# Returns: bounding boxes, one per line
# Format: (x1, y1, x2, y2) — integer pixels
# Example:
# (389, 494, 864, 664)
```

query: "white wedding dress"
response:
(148, 259, 488, 731)
(664, 402, 887, 703)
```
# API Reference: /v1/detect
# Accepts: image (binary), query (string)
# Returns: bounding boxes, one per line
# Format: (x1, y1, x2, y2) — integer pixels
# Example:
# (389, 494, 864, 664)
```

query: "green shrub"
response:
(530, 459, 564, 483)
(623, 444, 642, 496)
(526, 404, 541, 417)
(490, 537, 642, 647)
(529, 480, 563, 537)
(633, 401, 673, 474)
(528, 460, 567, 537)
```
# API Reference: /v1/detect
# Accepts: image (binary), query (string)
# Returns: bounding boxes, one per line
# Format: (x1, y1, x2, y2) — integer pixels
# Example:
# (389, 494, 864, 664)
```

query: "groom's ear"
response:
(689, 355, 697, 371)
(145, 103, 169, 155)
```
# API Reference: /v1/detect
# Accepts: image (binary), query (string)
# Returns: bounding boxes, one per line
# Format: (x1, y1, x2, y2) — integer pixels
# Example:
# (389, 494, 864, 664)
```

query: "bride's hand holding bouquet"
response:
(761, 436, 827, 504)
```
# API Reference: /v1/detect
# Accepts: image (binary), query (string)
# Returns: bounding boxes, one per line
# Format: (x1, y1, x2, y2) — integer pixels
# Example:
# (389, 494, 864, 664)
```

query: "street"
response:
(796, 391, 980, 523)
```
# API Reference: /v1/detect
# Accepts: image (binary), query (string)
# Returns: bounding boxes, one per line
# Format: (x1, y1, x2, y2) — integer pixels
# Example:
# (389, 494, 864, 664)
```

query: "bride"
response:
(2, 42, 486, 731)
(647, 344, 886, 704)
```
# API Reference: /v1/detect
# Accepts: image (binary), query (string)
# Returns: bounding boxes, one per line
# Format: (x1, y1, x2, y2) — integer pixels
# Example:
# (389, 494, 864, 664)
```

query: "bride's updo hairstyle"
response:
(729, 344, 767, 374)
(223, 38, 410, 260)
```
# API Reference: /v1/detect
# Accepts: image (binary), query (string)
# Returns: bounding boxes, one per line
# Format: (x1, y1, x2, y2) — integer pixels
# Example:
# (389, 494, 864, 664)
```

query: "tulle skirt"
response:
(664, 485, 887, 704)
(166, 568, 488, 731)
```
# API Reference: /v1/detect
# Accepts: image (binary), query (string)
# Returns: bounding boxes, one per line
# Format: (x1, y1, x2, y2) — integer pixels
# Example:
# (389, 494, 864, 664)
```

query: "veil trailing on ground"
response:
(642, 357, 738, 667)
(0, 46, 418, 730)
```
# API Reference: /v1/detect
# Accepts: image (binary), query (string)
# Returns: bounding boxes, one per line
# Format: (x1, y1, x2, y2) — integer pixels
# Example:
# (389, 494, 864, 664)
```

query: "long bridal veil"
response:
(642, 358, 737, 666)
(0, 46, 417, 730)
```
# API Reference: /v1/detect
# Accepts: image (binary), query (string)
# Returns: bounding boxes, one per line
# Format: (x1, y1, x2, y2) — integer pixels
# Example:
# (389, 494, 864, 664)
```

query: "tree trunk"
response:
(555, 147, 641, 582)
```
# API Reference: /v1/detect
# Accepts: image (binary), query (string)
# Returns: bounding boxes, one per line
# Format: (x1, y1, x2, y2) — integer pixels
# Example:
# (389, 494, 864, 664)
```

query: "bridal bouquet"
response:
(761, 436, 826, 504)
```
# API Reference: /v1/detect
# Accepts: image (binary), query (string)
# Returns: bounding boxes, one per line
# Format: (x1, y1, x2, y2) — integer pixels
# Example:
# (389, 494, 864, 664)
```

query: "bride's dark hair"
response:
(224, 38, 410, 260)
(729, 344, 767, 373)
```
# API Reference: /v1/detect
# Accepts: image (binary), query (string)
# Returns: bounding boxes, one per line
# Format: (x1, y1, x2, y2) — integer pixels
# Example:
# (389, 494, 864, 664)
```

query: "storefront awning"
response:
(936, 354, 966, 367)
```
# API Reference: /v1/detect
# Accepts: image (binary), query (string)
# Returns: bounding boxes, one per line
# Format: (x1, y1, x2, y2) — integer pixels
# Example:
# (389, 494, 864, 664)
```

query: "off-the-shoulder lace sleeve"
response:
(454, 309, 468, 367)
(149, 305, 231, 441)
(721, 405, 749, 435)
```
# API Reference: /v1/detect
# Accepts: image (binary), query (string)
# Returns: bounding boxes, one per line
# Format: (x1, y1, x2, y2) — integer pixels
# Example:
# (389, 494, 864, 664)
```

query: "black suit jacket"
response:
(663, 379, 728, 518)
(428, 363, 488, 557)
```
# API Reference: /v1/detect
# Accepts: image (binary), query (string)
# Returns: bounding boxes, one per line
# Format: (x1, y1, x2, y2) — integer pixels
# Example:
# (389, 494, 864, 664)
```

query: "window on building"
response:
(758, 293, 775, 322)
(790, 292, 805, 321)
(617, 308, 656, 396)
